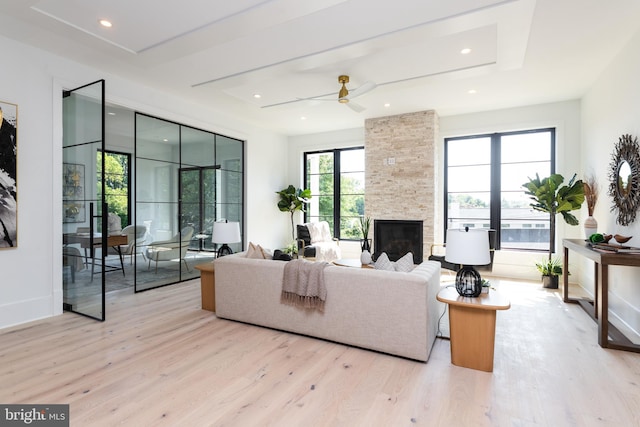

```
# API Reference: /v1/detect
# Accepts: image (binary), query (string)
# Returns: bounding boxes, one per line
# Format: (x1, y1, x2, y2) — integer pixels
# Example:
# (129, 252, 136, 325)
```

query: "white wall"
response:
(0, 34, 288, 329)
(581, 26, 640, 337)
(439, 100, 583, 280)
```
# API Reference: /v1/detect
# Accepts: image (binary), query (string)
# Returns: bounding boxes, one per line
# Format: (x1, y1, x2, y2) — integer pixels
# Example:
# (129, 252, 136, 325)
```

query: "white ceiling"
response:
(1, 0, 639, 136)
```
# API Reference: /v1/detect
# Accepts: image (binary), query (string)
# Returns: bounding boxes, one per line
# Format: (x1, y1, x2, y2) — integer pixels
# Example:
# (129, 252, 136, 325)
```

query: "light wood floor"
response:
(1, 277, 639, 426)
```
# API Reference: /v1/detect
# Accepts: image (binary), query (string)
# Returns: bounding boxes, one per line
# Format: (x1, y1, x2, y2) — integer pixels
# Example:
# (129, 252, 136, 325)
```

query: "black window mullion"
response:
(334, 149, 341, 239)
(490, 134, 501, 249)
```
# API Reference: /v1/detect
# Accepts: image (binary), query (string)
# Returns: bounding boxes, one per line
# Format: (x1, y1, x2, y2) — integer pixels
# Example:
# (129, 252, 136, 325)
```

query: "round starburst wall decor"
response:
(608, 134, 640, 226)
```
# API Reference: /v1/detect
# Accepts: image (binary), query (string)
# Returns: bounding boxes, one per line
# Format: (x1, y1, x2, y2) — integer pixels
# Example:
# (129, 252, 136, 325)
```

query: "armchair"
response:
(296, 221, 341, 262)
(144, 226, 194, 272)
(118, 225, 147, 264)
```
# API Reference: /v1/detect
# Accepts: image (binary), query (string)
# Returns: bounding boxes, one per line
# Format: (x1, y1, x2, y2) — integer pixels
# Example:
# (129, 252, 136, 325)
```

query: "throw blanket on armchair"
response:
(281, 259, 329, 312)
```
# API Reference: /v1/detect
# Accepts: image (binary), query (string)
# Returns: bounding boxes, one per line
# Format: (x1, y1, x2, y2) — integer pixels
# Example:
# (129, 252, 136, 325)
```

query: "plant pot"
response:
(542, 275, 559, 289)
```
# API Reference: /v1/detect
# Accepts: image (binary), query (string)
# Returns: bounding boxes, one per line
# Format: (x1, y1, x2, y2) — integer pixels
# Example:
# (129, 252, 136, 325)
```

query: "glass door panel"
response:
(62, 79, 106, 321)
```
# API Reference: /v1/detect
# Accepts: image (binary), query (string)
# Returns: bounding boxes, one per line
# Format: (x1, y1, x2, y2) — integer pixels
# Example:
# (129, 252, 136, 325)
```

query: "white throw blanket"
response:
(281, 259, 328, 312)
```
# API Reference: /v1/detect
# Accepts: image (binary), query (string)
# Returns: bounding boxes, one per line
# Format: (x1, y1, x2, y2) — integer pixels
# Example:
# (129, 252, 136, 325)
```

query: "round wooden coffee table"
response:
(332, 258, 373, 268)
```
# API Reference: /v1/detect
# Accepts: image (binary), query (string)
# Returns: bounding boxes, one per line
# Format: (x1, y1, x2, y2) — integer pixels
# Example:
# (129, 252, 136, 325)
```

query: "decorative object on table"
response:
(481, 279, 491, 294)
(211, 220, 241, 257)
(360, 249, 372, 265)
(359, 215, 372, 252)
(444, 227, 490, 297)
(583, 173, 599, 238)
(614, 234, 632, 244)
(608, 134, 640, 226)
(535, 257, 563, 289)
(588, 233, 612, 244)
(522, 173, 584, 287)
(276, 185, 312, 242)
(282, 240, 298, 257)
(0, 100, 17, 248)
(107, 212, 122, 235)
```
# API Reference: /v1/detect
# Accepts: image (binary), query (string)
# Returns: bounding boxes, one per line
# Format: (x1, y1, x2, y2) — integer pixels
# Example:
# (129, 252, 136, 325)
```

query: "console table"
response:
(562, 238, 640, 353)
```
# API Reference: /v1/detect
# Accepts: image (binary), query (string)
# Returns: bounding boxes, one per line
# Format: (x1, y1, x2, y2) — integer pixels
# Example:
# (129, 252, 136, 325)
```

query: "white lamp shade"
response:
(211, 221, 241, 244)
(444, 228, 490, 266)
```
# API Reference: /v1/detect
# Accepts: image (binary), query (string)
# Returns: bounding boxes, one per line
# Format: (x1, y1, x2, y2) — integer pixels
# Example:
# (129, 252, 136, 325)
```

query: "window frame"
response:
(303, 146, 365, 240)
(444, 128, 556, 251)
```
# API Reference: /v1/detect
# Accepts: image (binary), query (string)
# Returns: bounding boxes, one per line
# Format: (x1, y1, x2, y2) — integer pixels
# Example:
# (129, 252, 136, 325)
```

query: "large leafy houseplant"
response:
(523, 173, 585, 285)
(276, 185, 312, 242)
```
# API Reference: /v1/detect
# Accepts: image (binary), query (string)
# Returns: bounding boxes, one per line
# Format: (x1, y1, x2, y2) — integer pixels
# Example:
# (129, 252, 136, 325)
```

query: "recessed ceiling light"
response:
(384, 103, 391, 108)
(99, 19, 112, 28)
(300, 116, 307, 120)
(107, 112, 115, 116)
(253, 93, 261, 99)
(163, 138, 169, 142)
(468, 89, 477, 94)
(460, 48, 472, 55)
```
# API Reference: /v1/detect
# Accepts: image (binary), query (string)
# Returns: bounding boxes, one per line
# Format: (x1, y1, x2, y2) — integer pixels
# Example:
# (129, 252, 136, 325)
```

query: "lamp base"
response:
(455, 266, 482, 297)
(217, 244, 233, 258)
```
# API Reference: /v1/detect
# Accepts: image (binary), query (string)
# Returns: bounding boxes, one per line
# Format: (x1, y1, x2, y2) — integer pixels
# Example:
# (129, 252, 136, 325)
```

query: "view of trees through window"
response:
(97, 151, 130, 229)
(304, 148, 365, 240)
(446, 129, 554, 250)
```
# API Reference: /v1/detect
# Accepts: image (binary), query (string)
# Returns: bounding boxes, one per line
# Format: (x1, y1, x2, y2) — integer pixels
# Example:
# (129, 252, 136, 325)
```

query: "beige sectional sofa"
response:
(214, 253, 442, 362)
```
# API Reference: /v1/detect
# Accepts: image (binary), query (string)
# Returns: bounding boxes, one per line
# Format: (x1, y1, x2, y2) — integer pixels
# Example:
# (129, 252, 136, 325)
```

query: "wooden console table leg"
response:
(598, 264, 608, 348)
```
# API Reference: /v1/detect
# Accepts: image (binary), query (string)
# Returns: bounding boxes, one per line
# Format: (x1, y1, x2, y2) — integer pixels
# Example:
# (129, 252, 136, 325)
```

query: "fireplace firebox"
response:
(373, 220, 423, 264)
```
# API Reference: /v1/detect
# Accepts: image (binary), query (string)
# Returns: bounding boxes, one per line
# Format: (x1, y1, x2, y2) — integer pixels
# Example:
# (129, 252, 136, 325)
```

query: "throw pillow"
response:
(374, 252, 395, 271)
(395, 252, 415, 272)
(246, 242, 267, 259)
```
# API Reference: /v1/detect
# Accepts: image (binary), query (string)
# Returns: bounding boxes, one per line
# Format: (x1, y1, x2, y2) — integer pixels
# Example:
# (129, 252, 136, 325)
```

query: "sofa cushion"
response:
(395, 252, 415, 272)
(374, 252, 395, 271)
(297, 224, 311, 246)
(246, 242, 268, 259)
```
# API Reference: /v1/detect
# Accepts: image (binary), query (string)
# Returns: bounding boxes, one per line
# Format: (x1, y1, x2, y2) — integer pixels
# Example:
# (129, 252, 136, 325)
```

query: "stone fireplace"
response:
(364, 110, 439, 262)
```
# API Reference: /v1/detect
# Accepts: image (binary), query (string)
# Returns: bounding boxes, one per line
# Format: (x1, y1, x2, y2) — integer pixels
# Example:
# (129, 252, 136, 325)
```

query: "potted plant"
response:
(535, 258, 563, 289)
(522, 173, 585, 288)
(359, 216, 372, 252)
(276, 185, 312, 242)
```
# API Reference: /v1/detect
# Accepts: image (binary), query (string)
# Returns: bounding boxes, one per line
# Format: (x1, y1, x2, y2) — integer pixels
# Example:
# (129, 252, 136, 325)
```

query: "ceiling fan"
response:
(302, 75, 377, 112)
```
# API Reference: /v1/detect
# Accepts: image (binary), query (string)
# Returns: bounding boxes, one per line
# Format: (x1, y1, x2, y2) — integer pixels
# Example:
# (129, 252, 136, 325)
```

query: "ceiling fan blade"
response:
(345, 101, 366, 113)
(346, 81, 377, 99)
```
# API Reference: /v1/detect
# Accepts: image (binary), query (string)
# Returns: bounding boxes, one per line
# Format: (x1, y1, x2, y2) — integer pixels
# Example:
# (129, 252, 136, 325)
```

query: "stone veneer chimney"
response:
(364, 110, 439, 262)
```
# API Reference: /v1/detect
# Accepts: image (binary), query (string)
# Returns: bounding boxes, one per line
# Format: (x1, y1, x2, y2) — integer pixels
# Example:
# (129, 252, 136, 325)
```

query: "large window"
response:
(304, 147, 365, 240)
(445, 128, 555, 251)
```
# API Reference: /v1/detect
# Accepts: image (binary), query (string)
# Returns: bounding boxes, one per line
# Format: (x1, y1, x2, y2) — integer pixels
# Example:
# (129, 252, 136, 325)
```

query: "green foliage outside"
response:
(306, 152, 364, 240)
(97, 152, 129, 228)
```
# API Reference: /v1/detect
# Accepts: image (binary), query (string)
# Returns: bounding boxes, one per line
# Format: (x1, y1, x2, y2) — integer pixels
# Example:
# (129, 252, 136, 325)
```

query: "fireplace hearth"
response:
(373, 220, 423, 264)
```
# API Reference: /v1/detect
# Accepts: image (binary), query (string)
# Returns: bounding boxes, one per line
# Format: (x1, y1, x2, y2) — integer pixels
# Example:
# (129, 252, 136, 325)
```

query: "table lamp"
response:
(445, 227, 490, 297)
(211, 220, 241, 257)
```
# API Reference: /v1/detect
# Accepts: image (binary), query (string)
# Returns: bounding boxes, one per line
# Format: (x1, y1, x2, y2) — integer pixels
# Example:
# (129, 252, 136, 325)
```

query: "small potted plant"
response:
(481, 278, 492, 294)
(535, 257, 563, 289)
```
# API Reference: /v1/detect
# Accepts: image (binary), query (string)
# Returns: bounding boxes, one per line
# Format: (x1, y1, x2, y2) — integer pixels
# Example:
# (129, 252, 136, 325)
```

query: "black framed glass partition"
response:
(134, 113, 244, 291)
(62, 79, 107, 320)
